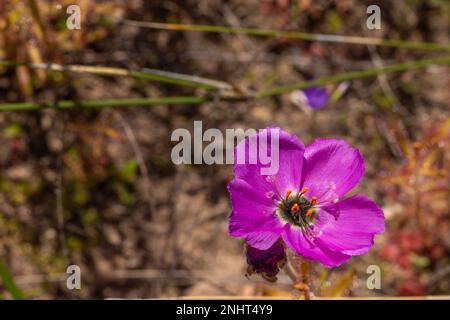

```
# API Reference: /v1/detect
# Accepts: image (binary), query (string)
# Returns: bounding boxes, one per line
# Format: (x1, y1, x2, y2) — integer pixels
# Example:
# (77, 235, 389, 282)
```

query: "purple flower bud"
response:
(245, 241, 286, 282)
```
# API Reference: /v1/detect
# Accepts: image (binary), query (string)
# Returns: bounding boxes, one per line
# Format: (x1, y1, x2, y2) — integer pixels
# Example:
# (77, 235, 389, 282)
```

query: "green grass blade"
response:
(124, 21, 450, 52)
(0, 60, 235, 92)
(1, 56, 449, 111)
(0, 259, 25, 300)
(256, 56, 450, 98)
(0, 96, 210, 111)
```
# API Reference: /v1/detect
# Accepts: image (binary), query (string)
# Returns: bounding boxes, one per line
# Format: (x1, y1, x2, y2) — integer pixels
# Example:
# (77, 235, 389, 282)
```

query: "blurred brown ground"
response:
(0, 0, 449, 299)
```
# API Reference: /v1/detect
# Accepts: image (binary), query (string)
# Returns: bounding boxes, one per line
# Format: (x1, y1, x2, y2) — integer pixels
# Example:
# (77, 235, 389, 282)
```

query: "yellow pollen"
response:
(311, 196, 317, 205)
(285, 189, 292, 198)
(291, 203, 299, 214)
(306, 209, 314, 218)
(300, 186, 309, 194)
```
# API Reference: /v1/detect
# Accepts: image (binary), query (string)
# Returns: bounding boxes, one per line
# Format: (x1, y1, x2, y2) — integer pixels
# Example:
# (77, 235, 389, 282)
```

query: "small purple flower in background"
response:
(301, 86, 328, 109)
(245, 241, 286, 282)
(291, 81, 350, 111)
(290, 84, 328, 110)
(228, 128, 385, 268)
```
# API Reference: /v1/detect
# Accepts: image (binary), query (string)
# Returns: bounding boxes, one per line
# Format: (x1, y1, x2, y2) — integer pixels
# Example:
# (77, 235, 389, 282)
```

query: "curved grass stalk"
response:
(0, 60, 235, 93)
(124, 21, 450, 52)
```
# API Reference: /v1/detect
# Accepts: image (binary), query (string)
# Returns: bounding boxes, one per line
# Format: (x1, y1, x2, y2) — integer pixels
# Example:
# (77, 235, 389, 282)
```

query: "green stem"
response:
(0, 259, 25, 300)
(0, 96, 210, 111)
(0, 60, 235, 92)
(1, 56, 449, 111)
(124, 21, 450, 52)
(256, 56, 450, 98)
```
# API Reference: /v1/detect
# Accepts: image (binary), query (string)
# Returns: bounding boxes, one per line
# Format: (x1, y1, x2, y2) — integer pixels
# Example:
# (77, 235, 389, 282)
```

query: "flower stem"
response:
(294, 257, 311, 300)
(298, 257, 311, 300)
(286, 251, 312, 299)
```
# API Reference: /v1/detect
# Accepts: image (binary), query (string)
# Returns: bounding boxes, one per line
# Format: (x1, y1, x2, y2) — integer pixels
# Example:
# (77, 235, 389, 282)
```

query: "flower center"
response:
(276, 188, 318, 228)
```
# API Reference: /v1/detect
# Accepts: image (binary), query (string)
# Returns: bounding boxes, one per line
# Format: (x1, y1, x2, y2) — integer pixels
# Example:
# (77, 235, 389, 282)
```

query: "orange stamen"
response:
(285, 189, 292, 198)
(291, 203, 299, 214)
(300, 186, 309, 194)
(311, 196, 317, 205)
(306, 209, 314, 218)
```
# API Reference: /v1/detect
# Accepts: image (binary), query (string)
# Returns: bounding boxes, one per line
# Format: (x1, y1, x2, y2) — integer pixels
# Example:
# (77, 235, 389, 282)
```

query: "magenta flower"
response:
(228, 128, 385, 268)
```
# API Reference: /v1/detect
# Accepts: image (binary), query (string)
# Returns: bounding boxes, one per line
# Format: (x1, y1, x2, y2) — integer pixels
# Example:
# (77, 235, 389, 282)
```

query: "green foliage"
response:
(72, 181, 90, 205)
(66, 236, 83, 251)
(411, 254, 430, 269)
(114, 183, 136, 207)
(0, 178, 42, 205)
(0, 260, 25, 300)
(82, 208, 99, 227)
(325, 11, 344, 32)
(373, 89, 394, 111)
(117, 159, 138, 183)
(4, 123, 22, 138)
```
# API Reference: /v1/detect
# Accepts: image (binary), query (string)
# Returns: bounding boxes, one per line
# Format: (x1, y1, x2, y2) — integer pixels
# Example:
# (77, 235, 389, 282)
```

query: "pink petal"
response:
(314, 195, 385, 255)
(281, 225, 351, 268)
(228, 179, 284, 250)
(233, 128, 305, 196)
(302, 138, 364, 202)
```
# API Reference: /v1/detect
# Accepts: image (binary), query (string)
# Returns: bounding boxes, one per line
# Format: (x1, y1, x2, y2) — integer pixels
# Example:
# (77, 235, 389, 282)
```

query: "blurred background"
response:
(0, 0, 449, 299)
